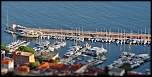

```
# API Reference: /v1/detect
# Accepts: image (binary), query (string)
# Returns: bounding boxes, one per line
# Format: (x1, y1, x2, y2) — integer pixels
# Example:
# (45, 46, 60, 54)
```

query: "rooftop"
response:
(14, 65, 30, 72)
(1, 50, 5, 53)
(1, 58, 14, 64)
(67, 63, 84, 71)
(14, 50, 33, 56)
(36, 52, 57, 59)
(109, 68, 125, 73)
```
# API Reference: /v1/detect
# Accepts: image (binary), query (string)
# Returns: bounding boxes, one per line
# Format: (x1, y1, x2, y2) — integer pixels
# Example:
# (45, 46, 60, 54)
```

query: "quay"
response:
(23, 27, 151, 41)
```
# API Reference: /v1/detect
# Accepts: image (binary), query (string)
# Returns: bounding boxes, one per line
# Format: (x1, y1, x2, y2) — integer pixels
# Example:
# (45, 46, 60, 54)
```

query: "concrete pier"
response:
(23, 27, 151, 41)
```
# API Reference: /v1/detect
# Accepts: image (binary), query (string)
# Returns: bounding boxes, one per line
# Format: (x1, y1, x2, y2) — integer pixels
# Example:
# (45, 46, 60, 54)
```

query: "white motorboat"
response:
(17, 30, 39, 38)
(87, 45, 107, 56)
(48, 46, 54, 52)
(58, 42, 66, 47)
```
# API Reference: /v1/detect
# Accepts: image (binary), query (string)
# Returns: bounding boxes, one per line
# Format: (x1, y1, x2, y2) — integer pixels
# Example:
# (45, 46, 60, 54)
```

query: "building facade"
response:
(1, 50, 5, 60)
(1, 58, 14, 71)
(13, 50, 35, 65)
(108, 68, 125, 76)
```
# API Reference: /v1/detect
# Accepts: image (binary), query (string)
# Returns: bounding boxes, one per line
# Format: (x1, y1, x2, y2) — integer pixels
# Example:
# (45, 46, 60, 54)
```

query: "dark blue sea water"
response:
(1, 1, 151, 74)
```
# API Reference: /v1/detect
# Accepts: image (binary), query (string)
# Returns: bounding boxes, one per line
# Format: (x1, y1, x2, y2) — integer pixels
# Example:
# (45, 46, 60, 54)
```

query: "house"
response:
(28, 62, 88, 76)
(74, 67, 104, 76)
(108, 68, 125, 76)
(67, 62, 85, 73)
(13, 50, 35, 65)
(14, 65, 30, 76)
(35, 52, 59, 60)
(1, 57, 14, 71)
(28, 62, 72, 76)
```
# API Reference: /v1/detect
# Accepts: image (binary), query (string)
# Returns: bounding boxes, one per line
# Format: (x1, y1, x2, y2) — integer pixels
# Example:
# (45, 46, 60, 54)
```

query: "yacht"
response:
(143, 40, 148, 45)
(58, 42, 66, 47)
(87, 45, 107, 56)
(5, 28, 14, 34)
(48, 46, 54, 52)
(16, 30, 39, 38)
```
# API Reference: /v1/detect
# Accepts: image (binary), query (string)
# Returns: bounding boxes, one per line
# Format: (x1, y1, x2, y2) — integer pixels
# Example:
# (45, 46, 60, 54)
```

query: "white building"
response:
(1, 50, 5, 60)
(1, 57, 14, 71)
(108, 68, 125, 76)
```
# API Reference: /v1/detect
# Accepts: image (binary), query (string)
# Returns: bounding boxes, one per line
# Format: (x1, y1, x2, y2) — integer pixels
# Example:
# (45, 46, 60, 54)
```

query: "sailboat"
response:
(79, 27, 84, 42)
(147, 29, 151, 45)
(120, 30, 123, 45)
(108, 29, 112, 44)
(123, 30, 126, 44)
(136, 31, 140, 45)
(5, 11, 14, 34)
(143, 28, 148, 45)
(58, 29, 66, 47)
(116, 30, 120, 45)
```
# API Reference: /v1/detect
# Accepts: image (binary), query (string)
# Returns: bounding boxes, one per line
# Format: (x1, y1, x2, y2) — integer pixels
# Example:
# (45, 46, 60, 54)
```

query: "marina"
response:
(6, 40, 30, 52)
(4, 22, 151, 46)
(3, 23, 151, 75)
(1, 1, 151, 75)
(108, 51, 150, 69)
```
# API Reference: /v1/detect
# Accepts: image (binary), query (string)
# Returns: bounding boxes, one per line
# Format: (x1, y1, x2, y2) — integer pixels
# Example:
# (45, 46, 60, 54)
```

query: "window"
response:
(1, 64, 4, 67)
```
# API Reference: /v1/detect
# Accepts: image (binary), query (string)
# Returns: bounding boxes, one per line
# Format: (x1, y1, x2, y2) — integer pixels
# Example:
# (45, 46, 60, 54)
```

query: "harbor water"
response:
(1, 1, 151, 74)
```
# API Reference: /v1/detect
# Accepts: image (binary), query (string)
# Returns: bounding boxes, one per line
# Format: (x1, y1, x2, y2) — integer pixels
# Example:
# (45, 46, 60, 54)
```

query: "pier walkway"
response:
(23, 27, 151, 41)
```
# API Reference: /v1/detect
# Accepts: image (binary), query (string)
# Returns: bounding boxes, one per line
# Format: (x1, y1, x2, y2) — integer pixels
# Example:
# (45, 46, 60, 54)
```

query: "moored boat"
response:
(16, 30, 39, 38)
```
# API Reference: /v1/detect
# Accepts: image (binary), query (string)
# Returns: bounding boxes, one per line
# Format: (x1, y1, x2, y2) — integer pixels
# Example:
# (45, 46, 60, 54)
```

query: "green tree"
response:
(103, 66, 109, 75)
(119, 62, 132, 71)
(55, 57, 61, 61)
(1, 44, 10, 53)
(38, 55, 46, 63)
(50, 59, 58, 63)
(17, 46, 36, 55)
(35, 60, 40, 66)
(29, 62, 37, 69)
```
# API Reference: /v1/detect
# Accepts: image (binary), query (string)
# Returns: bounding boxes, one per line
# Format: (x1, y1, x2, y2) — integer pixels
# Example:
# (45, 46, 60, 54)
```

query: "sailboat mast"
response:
(75, 27, 77, 46)
(138, 30, 139, 39)
(124, 29, 125, 51)
(79, 27, 80, 42)
(6, 11, 9, 27)
(124, 29, 125, 41)
(82, 26, 83, 36)
(61, 29, 62, 42)
(121, 30, 122, 44)
(145, 28, 146, 39)
(118, 30, 119, 39)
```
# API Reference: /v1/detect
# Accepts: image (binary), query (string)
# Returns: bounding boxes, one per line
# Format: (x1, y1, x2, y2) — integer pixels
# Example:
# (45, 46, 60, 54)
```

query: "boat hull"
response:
(17, 34, 39, 38)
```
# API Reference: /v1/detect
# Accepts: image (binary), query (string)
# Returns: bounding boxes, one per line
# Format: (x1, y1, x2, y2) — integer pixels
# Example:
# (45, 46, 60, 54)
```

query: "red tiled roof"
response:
(58, 64, 70, 71)
(38, 62, 69, 71)
(87, 67, 104, 73)
(36, 62, 86, 74)
(1, 59, 14, 64)
(67, 63, 84, 71)
(38, 62, 49, 69)
(127, 72, 144, 76)
(49, 63, 62, 68)
(14, 65, 30, 72)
